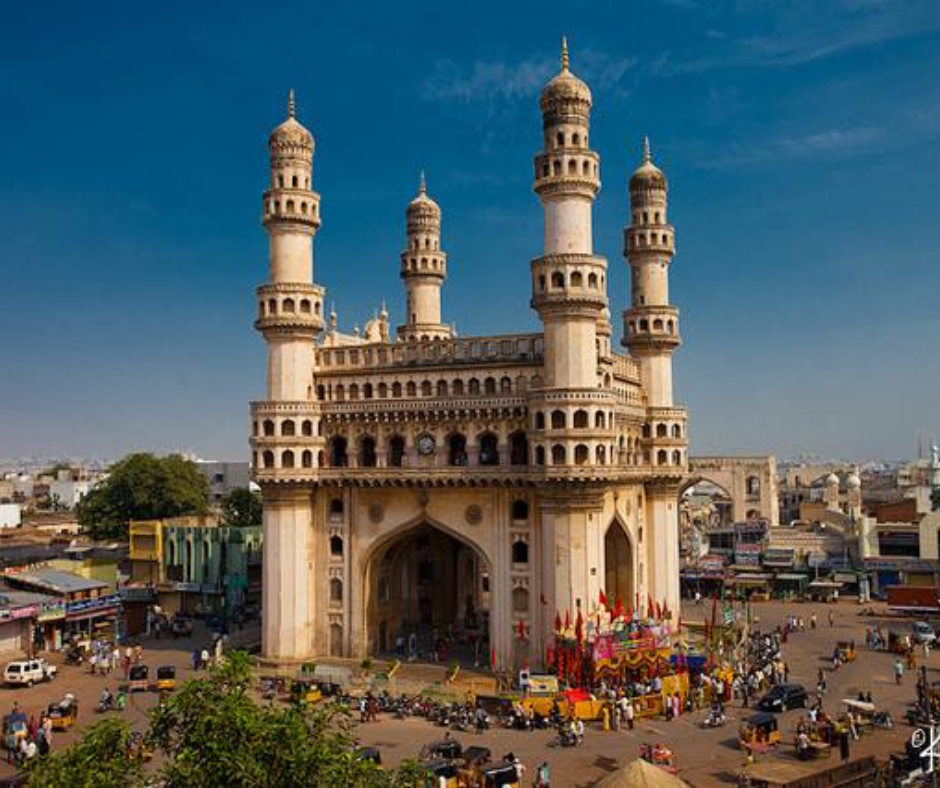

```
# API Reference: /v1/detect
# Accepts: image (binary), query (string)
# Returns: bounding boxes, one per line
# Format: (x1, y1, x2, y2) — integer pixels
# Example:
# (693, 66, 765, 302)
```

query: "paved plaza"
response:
(0, 600, 930, 785)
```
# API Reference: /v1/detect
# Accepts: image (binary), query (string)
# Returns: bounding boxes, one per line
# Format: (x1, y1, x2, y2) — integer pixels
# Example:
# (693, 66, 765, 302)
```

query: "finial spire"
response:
(419, 170, 426, 195)
(288, 89, 296, 119)
(643, 135, 651, 163)
(561, 36, 570, 71)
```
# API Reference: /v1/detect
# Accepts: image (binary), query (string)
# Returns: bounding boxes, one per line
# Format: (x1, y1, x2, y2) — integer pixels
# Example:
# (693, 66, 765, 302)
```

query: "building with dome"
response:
(249, 43, 688, 668)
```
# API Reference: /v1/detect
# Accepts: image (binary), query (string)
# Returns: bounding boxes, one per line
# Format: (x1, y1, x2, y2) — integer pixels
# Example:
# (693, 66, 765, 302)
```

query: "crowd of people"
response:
(4, 699, 66, 766)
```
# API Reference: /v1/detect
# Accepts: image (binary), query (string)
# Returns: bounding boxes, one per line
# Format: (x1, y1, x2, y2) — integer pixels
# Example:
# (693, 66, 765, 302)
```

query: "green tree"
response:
(221, 488, 263, 528)
(26, 717, 146, 787)
(77, 453, 209, 539)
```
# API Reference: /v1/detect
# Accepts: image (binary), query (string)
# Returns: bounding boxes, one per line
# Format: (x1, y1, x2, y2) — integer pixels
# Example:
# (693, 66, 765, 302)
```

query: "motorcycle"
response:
(873, 711, 893, 730)
(701, 708, 727, 728)
(96, 692, 116, 713)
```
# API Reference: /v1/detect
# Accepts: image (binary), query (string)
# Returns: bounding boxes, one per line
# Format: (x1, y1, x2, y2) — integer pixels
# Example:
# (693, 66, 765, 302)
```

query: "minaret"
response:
(256, 90, 324, 398)
(530, 38, 607, 410)
(398, 173, 452, 342)
(623, 137, 680, 408)
(251, 91, 324, 664)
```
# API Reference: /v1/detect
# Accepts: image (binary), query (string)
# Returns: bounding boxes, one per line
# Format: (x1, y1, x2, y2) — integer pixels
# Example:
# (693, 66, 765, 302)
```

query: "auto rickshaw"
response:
(426, 760, 459, 788)
(289, 679, 323, 705)
(836, 641, 856, 662)
(739, 712, 782, 752)
(129, 664, 150, 693)
(419, 738, 464, 763)
(47, 696, 79, 730)
(156, 665, 176, 692)
(888, 631, 911, 654)
(2, 712, 28, 753)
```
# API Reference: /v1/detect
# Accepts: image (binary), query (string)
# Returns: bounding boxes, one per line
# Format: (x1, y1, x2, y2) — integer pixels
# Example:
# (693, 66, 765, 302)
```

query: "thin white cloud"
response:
(698, 125, 884, 168)
(420, 50, 636, 104)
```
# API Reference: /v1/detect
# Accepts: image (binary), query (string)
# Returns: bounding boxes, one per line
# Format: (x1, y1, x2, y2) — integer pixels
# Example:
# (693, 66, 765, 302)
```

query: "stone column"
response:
(645, 482, 680, 620)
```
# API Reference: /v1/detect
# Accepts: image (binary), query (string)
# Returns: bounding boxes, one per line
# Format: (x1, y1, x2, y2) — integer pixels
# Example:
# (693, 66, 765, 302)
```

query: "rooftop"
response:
(5, 569, 108, 595)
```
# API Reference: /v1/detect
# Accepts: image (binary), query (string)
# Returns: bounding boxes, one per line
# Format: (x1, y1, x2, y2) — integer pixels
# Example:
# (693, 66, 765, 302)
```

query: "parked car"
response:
(758, 683, 807, 712)
(3, 659, 56, 687)
(912, 621, 936, 644)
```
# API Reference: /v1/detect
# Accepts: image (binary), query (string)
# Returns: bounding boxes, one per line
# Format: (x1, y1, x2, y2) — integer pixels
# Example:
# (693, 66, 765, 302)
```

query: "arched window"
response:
(330, 535, 343, 556)
(535, 412, 545, 429)
(330, 498, 344, 516)
(573, 410, 588, 428)
(595, 411, 605, 429)
(301, 450, 313, 468)
(281, 419, 295, 437)
(436, 379, 448, 396)
(484, 377, 496, 395)
(512, 540, 529, 564)
(389, 435, 406, 467)
(747, 476, 761, 496)
(392, 382, 402, 398)
(551, 271, 564, 288)
(263, 419, 275, 437)
(468, 378, 481, 395)
(672, 450, 682, 465)
(672, 424, 682, 438)
(500, 376, 512, 394)
(535, 446, 546, 465)
(653, 319, 664, 331)
(571, 271, 583, 287)
(657, 449, 668, 465)
(512, 587, 529, 612)
(596, 445, 606, 464)
(509, 431, 528, 466)
(363, 383, 373, 399)
(406, 381, 417, 397)
(330, 578, 343, 603)
(421, 380, 432, 396)
(329, 437, 348, 467)
(556, 131, 564, 147)
(282, 449, 295, 468)
(334, 384, 345, 401)
(572, 132, 580, 146)
(301, 420, 313, 436)
(359, 436, 377, 467)
(656, 423, 667, 438)
(588, 272, 598, 288)
(262, 450, 275, 468)
(568, 159, 577, 174)
(452, 379, 465, 396)
(551, 410, 566, 429)
(553, 160, 561, 176)
(316, 385, 326, 401)
(642, 424, 651, 439)
(377, 382, 388, 398)
(574, 444, 589, 465)
(551, 444, 566, 465)
(479, 432, 499, 466)
(448, 433, 467, 466)
(511, 499, 529, 520)
(349, 384, 359, 400)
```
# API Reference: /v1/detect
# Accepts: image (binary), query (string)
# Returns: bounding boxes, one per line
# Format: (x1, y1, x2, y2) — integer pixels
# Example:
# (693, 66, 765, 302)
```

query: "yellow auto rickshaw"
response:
(156, 665, 176, 692)
(739, 712, 782, 752)
(289, 679, 323, 704)
(47, 697, 79, 730)
(836, 641, 856, 662)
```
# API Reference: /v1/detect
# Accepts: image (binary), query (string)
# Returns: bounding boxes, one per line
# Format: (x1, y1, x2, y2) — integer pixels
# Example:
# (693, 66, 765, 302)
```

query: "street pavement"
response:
(0, 601, 929, 785)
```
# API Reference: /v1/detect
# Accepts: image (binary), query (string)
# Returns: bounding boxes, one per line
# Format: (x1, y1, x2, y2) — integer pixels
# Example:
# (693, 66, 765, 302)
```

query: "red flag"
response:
(564, 610, 571, 632)
(554, 612, 562, 632)
(490, 646, 497, 671)
(516, 619, 527, 639)
(635, 592, 640, 613)
(647, 597, 654, 619)
(575, 609, 584, 644)
(614, 596, 624, 619)
(599, 589, 608, 609)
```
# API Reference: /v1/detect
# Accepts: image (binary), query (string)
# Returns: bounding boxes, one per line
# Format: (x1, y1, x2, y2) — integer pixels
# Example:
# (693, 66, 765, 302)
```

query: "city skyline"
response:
(2, 0, 939, 461)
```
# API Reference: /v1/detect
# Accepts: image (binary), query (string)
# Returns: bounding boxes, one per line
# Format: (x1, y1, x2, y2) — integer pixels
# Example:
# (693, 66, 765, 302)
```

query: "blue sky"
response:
(1, 0, 938, 462)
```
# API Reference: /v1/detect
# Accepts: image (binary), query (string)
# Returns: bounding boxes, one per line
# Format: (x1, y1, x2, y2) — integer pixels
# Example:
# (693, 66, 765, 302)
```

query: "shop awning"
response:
(775, 573, 808, 582)
(808, 580, 843, 588)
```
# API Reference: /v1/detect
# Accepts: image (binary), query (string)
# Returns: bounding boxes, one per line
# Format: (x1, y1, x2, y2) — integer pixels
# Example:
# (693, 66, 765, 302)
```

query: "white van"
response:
(3, 658, 56, 686)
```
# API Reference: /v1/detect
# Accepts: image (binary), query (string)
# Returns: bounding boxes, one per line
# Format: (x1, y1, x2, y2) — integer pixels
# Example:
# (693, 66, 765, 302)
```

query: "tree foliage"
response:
(76, 453, 209, 539)
(220, 488, 263, 528)
(26, 717, 145, 787)
(28, 651, 428, 787)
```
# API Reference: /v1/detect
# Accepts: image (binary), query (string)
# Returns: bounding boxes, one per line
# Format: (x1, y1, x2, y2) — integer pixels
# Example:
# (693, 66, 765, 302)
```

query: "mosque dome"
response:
(846, 472, 861, 490)
(826, 472, 840, 486)
(540, 38, 592, 114)
(269, 90, 313, 150)
(630, 137, 667, 191)
(407, 173, 440, 218)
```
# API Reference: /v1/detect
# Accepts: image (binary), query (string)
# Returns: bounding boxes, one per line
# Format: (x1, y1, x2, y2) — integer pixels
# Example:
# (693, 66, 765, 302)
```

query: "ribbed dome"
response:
(540, 38, 592, 113)
(630, 137, 667, 190)
(846, 473, 861, 490)
(826, 472, 840, 486)
(407, 173, 440, 217)
(269, 91, 313, 150)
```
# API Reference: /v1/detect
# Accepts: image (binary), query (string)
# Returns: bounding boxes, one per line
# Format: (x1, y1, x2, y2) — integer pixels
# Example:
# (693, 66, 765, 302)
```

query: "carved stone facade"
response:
(251, 46, 688, 668)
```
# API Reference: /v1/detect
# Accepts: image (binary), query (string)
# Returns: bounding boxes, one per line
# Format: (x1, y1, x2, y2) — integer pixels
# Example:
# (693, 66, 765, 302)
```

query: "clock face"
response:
(417, 434, 436, 456)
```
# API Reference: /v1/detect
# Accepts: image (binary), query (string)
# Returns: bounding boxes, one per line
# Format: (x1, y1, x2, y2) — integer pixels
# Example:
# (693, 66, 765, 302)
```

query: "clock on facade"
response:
(417, 433, 436, 456)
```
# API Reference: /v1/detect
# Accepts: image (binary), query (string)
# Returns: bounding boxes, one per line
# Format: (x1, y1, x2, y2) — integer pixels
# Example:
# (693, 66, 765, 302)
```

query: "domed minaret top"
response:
(540, 37, 592, 118)
(269, 89, 314, 156)
(630, 136, 667, 192)
(407, 171, 441, 226)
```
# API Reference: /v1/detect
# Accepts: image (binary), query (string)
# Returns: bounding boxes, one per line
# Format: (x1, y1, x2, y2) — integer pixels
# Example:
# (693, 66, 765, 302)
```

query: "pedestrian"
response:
(200, 647, 210, 670)
(828, 611, 834, 627)
(810, 613, 817, 629)
(839, 730, 850, 761)
(191, 649, 200, 671)
(42, 715, 52, 749)
(894, 658, 904, 684)
(625, 698, 635, 730)
(535, 761, 551, 787)
(925, 641, 932, 661)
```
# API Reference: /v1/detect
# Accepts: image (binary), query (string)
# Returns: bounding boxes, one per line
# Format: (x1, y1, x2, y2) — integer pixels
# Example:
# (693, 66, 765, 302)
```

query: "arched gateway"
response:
(363, 521, 491, 661)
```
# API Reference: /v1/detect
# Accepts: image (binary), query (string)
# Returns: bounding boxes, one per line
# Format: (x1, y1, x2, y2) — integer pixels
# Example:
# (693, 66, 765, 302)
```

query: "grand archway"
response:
(604, 522, 633, 608)
(364, 523, 490, 664)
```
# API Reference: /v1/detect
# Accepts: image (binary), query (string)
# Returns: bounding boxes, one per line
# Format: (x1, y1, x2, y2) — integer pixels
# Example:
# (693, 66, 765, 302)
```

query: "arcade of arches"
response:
(365, 524, 489, 660)
(604, 523, 634, 606)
